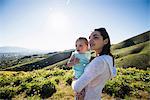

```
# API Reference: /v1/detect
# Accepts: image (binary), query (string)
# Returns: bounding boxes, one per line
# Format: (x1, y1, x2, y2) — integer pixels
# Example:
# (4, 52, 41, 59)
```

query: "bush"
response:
(66, 77, 72, 86)
(0, 80, 10, 87)
(26, 85, 41, 96)
(40, 82, 56, 98)
(103, 68, 150, 99)
(0, 87, 17, 99)
(19, 84, 28, 93)
(25, 77, 33, 83)
(14, 79, 22, 86)
(55, 79, 60, 84)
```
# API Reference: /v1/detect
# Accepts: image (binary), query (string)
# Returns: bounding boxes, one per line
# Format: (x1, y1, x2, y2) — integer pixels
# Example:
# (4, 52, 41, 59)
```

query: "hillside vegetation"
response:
(111, 31, 150, 50)
(113, 41, 150, 69)
(0, 60, 149, 99)
(1, 51, 72, 71)
(0, 31, 149, 99)
(112, 31, 150, 69)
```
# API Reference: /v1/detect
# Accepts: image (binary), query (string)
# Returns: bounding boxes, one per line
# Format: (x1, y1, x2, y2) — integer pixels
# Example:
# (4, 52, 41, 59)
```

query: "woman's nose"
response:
(89, 39, 93, 44)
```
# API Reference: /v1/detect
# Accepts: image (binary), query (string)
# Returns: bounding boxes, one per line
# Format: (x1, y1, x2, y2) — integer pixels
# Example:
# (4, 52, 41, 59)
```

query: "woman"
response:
(72, 28, 116, 100)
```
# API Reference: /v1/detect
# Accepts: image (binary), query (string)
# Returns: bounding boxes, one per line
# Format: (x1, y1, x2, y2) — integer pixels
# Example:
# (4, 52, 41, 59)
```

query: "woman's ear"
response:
(104, 38, 108, 45)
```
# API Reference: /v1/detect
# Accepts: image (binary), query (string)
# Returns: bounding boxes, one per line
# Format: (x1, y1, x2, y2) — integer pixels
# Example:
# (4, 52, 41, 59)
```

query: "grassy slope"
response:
(0, 60, 149, 99)
(0, 54, 48, 70)
(111, 30, 150, 50)
(0, 60, 72, 99)
(113, 41, 150, 69)
(3, 51, 72, 71)
(0, 31, 149, 99)
(111, 30, 150, 69)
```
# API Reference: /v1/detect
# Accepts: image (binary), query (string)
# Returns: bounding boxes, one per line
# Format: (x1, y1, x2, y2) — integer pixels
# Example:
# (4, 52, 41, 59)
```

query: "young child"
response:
(67, 37, 96, 100)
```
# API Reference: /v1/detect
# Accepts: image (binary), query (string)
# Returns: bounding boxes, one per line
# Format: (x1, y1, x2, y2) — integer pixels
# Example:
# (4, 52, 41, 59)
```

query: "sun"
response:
(49, 12, 69, 31)
(39, 11, 72, 51)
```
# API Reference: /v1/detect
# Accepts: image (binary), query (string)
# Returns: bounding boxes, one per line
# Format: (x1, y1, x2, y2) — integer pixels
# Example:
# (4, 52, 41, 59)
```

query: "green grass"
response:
(2, 58, 44, 70)
(0, 54, 48, 70)
(115, 53, 149, 69)
(104, 67, 150, 99)
(0, 68, 66, 99)
(111, 31, 150, 50)
(0, 60, 74, 99)
(112, 41, 150, 69)
(3, 51, 72, 71)
(0, 31, 149, 99)
(0, 60, 149, 99)
(112, 41, 150, 58)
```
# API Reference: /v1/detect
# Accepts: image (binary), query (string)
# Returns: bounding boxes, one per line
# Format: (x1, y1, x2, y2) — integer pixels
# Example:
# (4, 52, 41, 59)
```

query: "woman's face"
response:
(89, 31, 108, 52)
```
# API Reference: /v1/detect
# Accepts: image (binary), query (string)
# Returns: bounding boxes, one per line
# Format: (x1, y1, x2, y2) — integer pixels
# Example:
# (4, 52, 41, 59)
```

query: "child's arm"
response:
(67, 55, 75, 67)
(67, 55, 79, 67)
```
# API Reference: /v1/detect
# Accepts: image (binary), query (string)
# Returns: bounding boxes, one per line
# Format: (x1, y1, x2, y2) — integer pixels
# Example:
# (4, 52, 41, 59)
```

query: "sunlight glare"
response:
(50, 12, 69, 30)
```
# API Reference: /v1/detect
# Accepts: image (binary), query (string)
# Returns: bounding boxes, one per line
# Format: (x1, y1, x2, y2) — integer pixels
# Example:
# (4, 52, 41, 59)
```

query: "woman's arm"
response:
(72, 57, 106, 93)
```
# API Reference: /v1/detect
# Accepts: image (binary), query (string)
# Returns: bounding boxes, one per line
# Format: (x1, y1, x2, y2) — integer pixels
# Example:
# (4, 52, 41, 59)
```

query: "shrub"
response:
(25, 77, 33, 83)
(55, 79, 60, 84)
(19, 84, 28, 93)
(103, 68, 150, 99)
(66, 77, 72, 86)
(0, 87, 17, 99)
(26, 85, 41, 96)
(13, 79, 22, 86)
(40, 82, 56, 98)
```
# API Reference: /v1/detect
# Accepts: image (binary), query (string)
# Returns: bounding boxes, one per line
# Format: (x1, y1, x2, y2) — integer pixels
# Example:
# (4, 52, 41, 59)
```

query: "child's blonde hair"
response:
(76, 37, 88, 46)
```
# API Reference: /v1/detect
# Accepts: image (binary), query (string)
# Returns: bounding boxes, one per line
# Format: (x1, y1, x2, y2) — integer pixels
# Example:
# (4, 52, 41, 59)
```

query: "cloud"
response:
(66, 0, 71, 5)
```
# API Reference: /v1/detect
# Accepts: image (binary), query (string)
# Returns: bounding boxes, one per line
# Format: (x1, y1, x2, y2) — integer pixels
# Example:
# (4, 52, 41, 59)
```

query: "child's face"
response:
(76, 40, 88, 53)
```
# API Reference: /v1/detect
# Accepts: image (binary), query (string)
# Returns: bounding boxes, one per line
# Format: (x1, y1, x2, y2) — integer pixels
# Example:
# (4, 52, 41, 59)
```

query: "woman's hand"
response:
(75, 92, 82, 98)
(75, 90, 85, 100)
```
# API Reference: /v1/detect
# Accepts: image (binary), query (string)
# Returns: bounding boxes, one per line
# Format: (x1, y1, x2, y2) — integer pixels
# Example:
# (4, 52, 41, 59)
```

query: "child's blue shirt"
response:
(72, 51, 91, 78)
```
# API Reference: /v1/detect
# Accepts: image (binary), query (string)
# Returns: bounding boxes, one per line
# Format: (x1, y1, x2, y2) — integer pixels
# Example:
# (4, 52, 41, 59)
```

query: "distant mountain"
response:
(0, 46, 48, 54)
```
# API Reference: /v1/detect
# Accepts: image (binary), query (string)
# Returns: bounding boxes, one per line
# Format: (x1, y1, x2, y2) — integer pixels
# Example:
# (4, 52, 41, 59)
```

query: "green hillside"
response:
(113, 41, 150, 69)
(2, 51, 72, 71)
(112, 30, 150, 50)
(0, 31, 149, 99)
(112, 31, 150, 69)
(0, 60, 149, 99)
(0, 54, 49, 70)
(2, 31, 149, 71)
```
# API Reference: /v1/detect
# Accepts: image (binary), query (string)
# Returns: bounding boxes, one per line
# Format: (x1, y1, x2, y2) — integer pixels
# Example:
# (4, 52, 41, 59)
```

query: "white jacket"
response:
(72, 55, 116, 100)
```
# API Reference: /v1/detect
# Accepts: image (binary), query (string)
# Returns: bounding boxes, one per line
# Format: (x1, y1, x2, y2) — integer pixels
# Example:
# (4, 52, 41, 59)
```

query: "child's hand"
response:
(67, 56, 79, 67)
(72, 57, 79, 65)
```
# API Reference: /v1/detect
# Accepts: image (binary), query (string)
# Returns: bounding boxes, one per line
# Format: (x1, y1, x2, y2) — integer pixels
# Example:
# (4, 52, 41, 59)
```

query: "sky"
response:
(0, 0, 149, 51)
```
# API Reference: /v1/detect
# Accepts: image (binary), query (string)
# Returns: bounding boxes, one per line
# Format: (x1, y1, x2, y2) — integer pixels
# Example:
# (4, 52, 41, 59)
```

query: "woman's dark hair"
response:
(91, 28, 114, 66)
